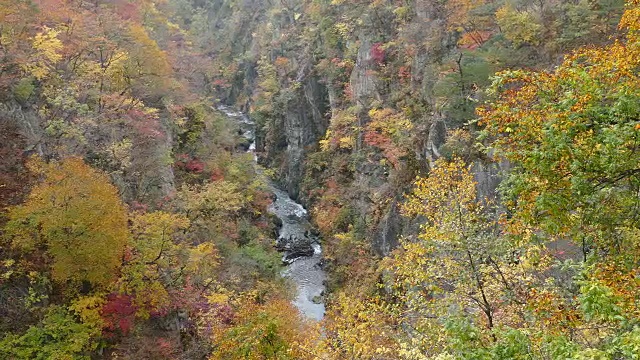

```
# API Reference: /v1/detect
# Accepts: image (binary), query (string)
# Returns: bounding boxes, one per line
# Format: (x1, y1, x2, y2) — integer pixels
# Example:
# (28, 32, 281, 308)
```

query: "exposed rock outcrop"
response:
(372, 199, 402, 256)
(282, 74, 329, 199)
(0, 100, 176, 204)
(472, 159, 511, 201)
(425, 119, 447, 168)
(350, 38, 382, 105)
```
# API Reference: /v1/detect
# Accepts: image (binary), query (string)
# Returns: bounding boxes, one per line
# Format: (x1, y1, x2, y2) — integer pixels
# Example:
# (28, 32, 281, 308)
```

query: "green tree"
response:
(479, 0, 640, 258)
(477, 0, 640, 352)
(0, 306, 100, 360)
(495, 4, 543, 47)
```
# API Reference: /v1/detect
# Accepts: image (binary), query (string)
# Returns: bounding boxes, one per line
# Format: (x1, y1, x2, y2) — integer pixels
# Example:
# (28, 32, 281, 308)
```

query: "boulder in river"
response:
(282, 240, 315, 264)
(283, 251, 314, 264)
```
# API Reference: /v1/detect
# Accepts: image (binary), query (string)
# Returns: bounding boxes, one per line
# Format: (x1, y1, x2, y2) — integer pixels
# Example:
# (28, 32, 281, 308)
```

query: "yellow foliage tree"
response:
(495, 4, 543, 47)
(117, 209, 220, 317)
(119, 211, 191, 315)
(126, 24, 172, 98)
(474, 0, 640, 352)
(23, 26, 63, 80)
(315, 292, 399, 359)
(6, 157, 128, 288)
(380, 158, 542, 356)
(208, 291, 311, 360)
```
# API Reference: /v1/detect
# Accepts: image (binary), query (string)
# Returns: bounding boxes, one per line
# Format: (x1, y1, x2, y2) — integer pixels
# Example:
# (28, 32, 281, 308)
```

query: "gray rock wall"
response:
(281, 75, 330, 199)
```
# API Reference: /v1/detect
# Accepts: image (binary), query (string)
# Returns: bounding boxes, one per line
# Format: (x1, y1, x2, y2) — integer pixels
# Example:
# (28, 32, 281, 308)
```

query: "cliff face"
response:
(349, 38, 381, 105)
(304, 2, 450, 256)
(280, 75, 329, 199)
(202, 0, 625, 257)
(0, 99, 176, 204)
(207, 0, 465, 255)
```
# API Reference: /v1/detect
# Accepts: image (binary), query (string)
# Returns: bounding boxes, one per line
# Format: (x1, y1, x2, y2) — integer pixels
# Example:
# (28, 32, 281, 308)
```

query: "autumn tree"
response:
(314, 291, 399, 359)
(0, 0, 37, 93)
(116, 209, 219, 317)
(479, 0, 640, 260)
(445, 0, 495, 48)
(364, 107, 414, 169)
(0, 305, 100, 360)
(495, 3, 543, 47)
(378, 158, 543, 357)
(476, 0, 640, 354)
(208, 292, 311, 360)
(116, 211, 190, 315)
(5, 157, 128, 288)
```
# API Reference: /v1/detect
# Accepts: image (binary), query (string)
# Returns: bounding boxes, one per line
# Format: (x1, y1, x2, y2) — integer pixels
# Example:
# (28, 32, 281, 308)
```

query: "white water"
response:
(218, 105, 326, 320)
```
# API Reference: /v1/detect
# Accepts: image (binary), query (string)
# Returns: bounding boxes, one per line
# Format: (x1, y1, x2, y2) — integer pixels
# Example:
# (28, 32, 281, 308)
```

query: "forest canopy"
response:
(1, 0, 640, 359)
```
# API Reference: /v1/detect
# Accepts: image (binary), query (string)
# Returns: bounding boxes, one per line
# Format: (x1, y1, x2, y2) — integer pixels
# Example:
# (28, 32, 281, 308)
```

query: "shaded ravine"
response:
(218, 105, 326, 321)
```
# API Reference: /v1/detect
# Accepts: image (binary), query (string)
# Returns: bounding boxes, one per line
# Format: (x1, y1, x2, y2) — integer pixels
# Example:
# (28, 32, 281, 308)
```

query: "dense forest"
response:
(1, 0, 640, 358)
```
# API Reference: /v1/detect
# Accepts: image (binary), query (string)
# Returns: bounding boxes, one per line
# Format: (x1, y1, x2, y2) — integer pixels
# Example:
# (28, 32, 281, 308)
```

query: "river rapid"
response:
(218, 106, 326, 321)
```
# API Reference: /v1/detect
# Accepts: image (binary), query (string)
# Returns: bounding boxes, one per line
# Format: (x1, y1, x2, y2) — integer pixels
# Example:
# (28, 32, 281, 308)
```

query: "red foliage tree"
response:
(102, 294, 138, 338)
(185, 159, 205, 173)
(370, 42, 385, 64)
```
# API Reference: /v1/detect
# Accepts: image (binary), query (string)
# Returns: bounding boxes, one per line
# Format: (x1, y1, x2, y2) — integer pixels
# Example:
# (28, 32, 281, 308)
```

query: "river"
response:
(218, 106, 326, 321)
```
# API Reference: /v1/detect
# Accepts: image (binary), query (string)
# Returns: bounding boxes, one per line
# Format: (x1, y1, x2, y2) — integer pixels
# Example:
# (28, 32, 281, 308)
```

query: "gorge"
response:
(219, 105, 326, 321)
(2, 0, 640, 359)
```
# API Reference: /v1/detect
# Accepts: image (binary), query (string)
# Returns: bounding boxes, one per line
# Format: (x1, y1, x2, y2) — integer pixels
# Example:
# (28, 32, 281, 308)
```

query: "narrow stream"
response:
(218, 106, 326, 321)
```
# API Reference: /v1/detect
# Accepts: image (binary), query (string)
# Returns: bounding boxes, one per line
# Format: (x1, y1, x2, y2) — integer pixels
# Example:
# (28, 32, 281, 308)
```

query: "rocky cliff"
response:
(199, 0, 624, 258)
